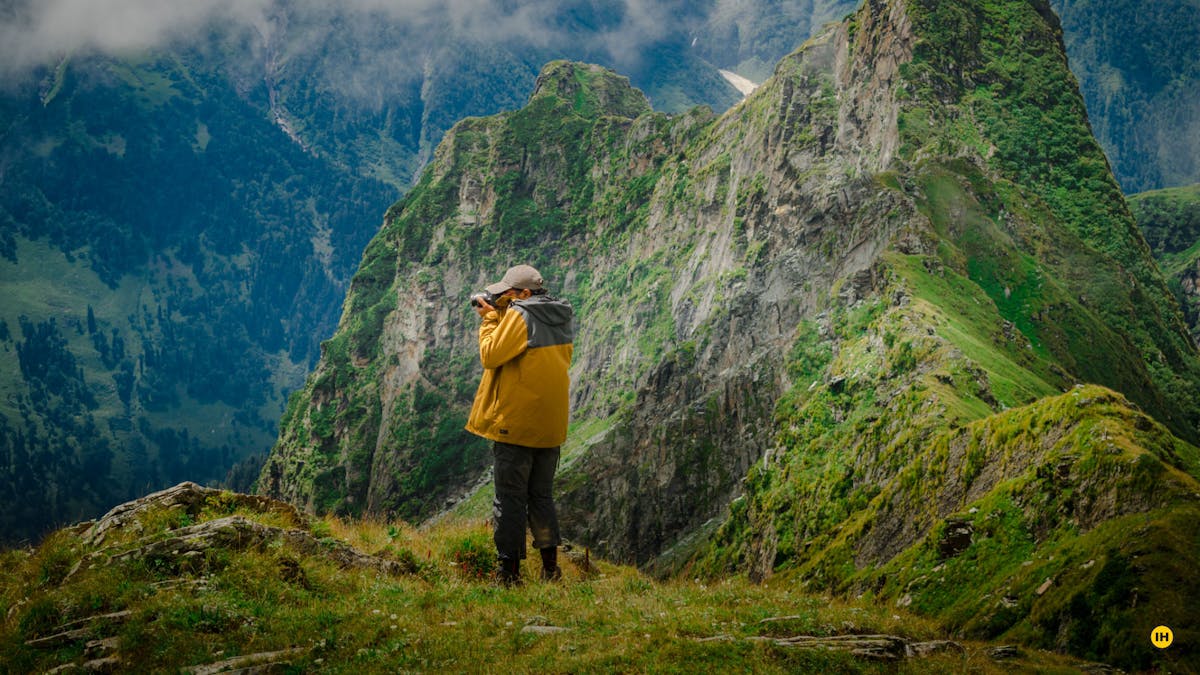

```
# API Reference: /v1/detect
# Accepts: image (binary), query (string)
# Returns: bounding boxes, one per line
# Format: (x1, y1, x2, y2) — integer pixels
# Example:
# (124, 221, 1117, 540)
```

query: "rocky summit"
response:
(259, 0, 1199, 670)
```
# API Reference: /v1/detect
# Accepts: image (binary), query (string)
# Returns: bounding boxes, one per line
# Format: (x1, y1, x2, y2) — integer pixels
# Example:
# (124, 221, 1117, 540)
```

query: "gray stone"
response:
(79, 514, 406, 579)
(751, 634, 910, 661)
(84, 637, 119, 659)
(25, 611, 132, 649)
(907, 640, 965, 657)
(938, 520, 974, 559)
(185, 647, 307, 675)
(746, 632, 964, 662)
(988, 645, 1022, 660)
(520, 625, 571, 635)
(82, 482, 306, 549)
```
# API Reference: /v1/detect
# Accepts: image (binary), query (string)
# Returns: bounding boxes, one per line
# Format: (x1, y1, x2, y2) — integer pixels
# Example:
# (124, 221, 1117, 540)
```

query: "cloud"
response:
(0, 0, 696, 80)
(0, 0, 275, 77)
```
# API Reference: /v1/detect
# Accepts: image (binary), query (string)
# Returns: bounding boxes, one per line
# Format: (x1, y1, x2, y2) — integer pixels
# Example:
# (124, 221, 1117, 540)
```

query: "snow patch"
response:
(719, 69, 759, 97)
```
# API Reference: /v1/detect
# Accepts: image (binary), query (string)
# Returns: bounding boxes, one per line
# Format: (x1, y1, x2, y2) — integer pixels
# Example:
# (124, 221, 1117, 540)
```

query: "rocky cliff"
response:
(261, 0, 1200, 669)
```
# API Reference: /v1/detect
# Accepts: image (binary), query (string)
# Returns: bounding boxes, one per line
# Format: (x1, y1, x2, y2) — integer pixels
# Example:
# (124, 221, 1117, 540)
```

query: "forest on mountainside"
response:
(1052, 0, 1200, 192)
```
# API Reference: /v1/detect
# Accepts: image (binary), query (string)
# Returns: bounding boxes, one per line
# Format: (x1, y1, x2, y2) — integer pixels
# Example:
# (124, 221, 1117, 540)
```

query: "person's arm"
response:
(478, 309, 528, 369)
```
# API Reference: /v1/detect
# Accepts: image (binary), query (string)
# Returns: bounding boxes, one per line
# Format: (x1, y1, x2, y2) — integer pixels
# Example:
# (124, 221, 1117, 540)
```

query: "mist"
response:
(0, 0, 698, 81)
(0, 0, 273, 76)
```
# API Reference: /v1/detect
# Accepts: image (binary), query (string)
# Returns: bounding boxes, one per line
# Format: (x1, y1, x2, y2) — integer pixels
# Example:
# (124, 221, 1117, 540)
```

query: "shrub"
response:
(447, 532, 497, 581)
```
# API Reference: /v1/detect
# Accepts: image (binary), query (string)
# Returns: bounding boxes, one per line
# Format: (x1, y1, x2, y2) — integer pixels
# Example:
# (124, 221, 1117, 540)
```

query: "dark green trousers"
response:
(492, 441, 561, 560)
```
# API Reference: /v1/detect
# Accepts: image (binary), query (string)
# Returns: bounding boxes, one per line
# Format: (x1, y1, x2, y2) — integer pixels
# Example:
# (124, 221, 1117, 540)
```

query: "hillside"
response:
(1129, 184, 1200, 347)
(0, 482, 1101, 672)
(1051, 0, 1200, 192)
(0, 49, 393, 544)
(260, 0, 1200, 670)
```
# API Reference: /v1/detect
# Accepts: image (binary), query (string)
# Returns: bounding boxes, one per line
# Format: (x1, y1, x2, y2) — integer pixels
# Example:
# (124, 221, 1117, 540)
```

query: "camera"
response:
(470, 291, 500, 308)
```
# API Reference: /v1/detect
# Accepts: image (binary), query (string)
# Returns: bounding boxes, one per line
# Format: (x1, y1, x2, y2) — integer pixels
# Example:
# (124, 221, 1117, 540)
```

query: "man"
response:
(466, 264, 574, 585)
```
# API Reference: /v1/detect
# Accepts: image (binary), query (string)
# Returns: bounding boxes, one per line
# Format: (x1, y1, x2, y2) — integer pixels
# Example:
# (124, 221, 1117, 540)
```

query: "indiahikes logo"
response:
(1151, 625, 1174, 649)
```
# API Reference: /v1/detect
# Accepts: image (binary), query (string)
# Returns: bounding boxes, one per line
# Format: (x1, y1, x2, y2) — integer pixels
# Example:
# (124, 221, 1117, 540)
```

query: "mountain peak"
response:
(530, 60, 652, 118)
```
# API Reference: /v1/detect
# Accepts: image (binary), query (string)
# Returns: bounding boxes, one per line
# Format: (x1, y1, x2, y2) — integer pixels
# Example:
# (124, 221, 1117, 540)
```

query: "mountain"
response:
(0, 1, 777, 544)
(4, 0, 1198, 549)
(261, 0, 1200, 669)
(0, 482, 1097, 672)
(1050, 0, 1200, 192)
(1130, 184, 1200, 346)
(0, 45, 395, 544)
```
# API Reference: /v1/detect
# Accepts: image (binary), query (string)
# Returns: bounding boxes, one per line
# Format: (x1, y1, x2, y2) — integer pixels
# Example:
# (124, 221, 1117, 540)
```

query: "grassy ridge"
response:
(696, 254, 1200, 668)
(901, 0, 1200, 441)
(0, 494, 1087, 673)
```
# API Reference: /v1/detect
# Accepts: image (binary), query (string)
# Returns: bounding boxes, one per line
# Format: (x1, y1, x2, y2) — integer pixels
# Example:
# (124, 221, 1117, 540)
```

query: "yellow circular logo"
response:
(1151, 626, 1174, 649)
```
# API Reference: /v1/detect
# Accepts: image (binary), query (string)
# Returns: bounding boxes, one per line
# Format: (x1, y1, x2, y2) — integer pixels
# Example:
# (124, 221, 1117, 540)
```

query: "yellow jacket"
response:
(466, 295, 574, 448)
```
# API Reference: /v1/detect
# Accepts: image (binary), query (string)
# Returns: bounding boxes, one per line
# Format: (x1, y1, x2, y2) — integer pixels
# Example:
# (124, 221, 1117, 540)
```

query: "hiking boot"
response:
(497, 556, 522, 587)
(539, 547, 562, 582)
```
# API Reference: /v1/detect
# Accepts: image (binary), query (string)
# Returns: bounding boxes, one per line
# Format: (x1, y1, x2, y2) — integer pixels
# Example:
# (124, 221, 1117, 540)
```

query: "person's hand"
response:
(473, 299, 495, 318)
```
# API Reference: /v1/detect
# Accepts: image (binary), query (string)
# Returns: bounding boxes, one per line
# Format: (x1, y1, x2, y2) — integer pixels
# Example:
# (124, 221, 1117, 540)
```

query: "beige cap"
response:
(485, 264, 544, 295)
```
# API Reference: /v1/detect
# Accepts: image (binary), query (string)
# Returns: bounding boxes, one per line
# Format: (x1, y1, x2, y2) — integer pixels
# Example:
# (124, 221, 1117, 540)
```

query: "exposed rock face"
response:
(557, 5, 918, 565)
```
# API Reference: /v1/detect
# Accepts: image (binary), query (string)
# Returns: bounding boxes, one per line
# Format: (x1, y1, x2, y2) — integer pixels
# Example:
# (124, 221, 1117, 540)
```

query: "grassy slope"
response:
(0, 496, 1088, 673)
(696, 251, 1200, 669)
(692, 0, 1200, 671)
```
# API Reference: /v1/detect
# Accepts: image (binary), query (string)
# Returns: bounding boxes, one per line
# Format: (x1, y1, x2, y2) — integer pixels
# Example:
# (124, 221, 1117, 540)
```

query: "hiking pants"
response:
(492, 441, 561, 560)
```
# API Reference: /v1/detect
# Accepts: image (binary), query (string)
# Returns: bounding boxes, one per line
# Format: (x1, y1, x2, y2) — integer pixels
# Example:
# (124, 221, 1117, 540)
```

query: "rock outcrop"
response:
(69, 482, 410, 582)
(15, 483, 414, 673)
